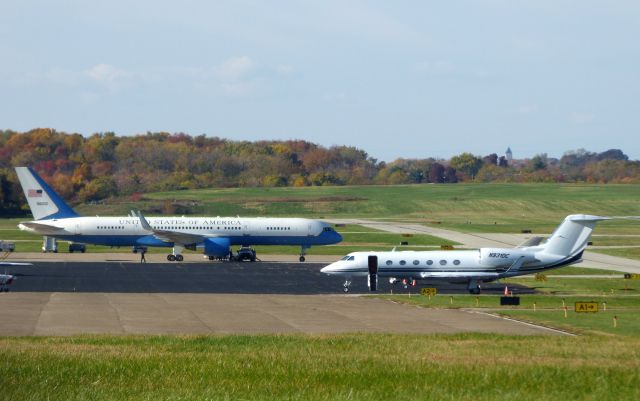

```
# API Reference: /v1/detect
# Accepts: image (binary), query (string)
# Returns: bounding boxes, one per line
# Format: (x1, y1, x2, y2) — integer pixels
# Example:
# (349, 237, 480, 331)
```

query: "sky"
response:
(1, 1, 639, 161)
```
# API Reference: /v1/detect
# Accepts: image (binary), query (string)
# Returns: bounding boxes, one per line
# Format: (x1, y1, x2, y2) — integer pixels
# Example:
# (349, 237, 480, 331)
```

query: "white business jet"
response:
(0, 261, 31, 291)
(15, 167, 342, 261)
(321, 214, 608, 293)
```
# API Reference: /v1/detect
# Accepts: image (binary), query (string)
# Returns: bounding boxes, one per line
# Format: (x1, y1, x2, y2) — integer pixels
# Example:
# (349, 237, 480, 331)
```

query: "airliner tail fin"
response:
(14, 167, 80, 220)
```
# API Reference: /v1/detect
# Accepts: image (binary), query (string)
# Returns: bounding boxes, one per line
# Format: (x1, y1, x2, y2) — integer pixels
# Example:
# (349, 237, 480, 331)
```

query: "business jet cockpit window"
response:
(340, 255, 355, 261)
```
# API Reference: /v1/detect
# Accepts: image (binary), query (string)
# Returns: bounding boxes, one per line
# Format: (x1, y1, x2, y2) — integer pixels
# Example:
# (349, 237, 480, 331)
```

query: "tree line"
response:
(1, 128, 639, 215)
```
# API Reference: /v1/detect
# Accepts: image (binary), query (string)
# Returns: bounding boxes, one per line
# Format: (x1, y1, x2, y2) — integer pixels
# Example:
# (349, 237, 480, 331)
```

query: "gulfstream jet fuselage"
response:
(321, 214, 608, 293)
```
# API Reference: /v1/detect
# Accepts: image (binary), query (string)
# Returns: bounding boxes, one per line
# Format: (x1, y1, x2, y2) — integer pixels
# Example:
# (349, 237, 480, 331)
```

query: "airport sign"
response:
(420, 287, 437, 296)
(575, 302, 598, 313)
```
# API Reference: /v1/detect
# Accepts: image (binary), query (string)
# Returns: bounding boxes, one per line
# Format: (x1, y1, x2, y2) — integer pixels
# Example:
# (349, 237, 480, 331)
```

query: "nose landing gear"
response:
(342, 279, 352, 293)
(299, 245, 310, 262)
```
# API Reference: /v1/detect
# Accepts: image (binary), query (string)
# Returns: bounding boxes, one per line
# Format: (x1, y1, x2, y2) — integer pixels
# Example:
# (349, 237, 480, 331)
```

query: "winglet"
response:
(133, 210, 153, 232)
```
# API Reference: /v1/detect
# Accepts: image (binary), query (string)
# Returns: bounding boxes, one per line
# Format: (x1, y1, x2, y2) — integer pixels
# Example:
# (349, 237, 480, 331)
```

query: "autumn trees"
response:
(1, 129, 638, 215)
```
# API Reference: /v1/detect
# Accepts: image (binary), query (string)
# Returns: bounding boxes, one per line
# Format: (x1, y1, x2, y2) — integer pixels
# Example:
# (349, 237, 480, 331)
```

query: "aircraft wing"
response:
(134, 210, 204, 246)
(418, 271, 500, 280)
(18, 221, 65, 235)
(0, 262, 32, 266)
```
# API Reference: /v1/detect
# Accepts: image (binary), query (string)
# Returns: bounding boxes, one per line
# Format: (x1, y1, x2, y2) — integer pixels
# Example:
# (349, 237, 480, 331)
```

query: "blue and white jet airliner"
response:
(15, 167, 342, 261)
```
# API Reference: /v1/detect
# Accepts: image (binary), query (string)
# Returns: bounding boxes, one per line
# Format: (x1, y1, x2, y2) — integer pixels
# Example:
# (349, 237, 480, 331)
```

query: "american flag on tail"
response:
(28, 189, 43, 197)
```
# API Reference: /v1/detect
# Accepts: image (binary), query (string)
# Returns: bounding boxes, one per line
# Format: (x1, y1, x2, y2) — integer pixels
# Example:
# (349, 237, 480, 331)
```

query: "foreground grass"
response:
(2, 334, 640, 401)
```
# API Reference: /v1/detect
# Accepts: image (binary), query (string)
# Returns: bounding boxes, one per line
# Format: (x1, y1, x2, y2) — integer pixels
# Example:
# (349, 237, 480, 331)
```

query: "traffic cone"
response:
(504, 286, 509, 296)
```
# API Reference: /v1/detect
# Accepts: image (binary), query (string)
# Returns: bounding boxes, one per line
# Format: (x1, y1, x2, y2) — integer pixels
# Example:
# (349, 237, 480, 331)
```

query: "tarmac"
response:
(0, 260, 559, 336)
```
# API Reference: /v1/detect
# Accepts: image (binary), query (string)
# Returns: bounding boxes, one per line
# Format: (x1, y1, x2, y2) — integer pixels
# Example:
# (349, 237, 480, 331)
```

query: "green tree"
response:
(449, 153, 483, 180)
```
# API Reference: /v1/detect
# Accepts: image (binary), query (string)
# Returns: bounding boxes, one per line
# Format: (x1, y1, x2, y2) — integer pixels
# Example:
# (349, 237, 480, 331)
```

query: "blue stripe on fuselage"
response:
(43, 233, 340, 248)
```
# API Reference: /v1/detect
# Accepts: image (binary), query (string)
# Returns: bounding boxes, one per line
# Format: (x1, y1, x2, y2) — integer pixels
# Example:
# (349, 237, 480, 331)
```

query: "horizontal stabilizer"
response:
(18, 221, 65, 235)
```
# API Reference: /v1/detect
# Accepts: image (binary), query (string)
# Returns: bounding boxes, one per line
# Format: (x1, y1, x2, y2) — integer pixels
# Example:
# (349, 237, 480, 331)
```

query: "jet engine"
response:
(204, 237, 231, 258)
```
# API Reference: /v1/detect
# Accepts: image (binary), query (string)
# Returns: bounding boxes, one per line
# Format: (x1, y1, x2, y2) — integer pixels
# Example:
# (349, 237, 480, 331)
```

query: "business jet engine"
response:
(204, 237, 231, 258)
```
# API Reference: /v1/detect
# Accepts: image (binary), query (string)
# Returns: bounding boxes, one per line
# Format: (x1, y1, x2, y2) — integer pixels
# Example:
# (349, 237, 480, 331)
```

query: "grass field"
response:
(380, 271, 640, 337)
(1, 334, 639, 401)
(3, 183, 640, 400)
(59, 183, 640, 234)
(3, 183, 640, 256)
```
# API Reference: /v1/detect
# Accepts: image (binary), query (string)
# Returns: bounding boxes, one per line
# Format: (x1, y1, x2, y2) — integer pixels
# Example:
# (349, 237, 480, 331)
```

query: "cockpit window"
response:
(340, 255, 355, 261)
(323, 227, 335, 232)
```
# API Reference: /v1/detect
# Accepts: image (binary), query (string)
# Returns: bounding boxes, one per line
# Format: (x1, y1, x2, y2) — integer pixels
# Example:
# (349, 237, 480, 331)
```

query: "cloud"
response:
(85, 64, 131, 90)
(569, 112, 595, 125)
(215, 56, 254, 82)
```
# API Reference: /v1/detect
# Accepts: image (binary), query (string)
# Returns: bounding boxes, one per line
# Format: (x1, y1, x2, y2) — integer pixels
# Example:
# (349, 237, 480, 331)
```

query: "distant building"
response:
(506, 147, 513, 162)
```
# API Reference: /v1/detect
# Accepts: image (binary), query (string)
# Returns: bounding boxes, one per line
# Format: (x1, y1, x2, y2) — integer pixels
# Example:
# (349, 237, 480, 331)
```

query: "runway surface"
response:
(3, 261, 533, 294)
(0, 261, 557, 336)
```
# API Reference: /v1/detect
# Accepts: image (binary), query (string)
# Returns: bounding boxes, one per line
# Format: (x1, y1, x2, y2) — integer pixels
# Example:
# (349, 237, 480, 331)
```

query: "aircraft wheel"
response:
(343, 287, 350, 293)
(167, 254, 176, 262)
(208, 256, 215, 261)
(176, 255, 184, 262)
(299, 256, 305, 262)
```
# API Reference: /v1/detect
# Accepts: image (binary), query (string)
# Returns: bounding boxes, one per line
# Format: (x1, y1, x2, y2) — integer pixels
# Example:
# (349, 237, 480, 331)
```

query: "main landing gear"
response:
(167, 246, 184, 262)
(467, 279, 481, 294)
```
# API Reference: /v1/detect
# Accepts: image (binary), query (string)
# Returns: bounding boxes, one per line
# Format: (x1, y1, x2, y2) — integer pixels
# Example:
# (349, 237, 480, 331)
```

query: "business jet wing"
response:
(17, 221, 65, 235)
(418, 271, 500, 280)
(133, 210, 203, 246)
(517, 236, 545, 247)
(0, 262, 32, 266)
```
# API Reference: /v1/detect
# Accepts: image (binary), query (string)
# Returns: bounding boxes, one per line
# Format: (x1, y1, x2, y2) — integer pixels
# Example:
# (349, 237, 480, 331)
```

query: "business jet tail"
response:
(14, 167, 80, 220)
(540, 214, 610, 259)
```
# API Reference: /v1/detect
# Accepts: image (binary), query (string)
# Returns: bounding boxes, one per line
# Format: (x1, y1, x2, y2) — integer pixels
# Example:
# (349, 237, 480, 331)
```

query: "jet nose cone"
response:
(321, 263, 337, 274)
